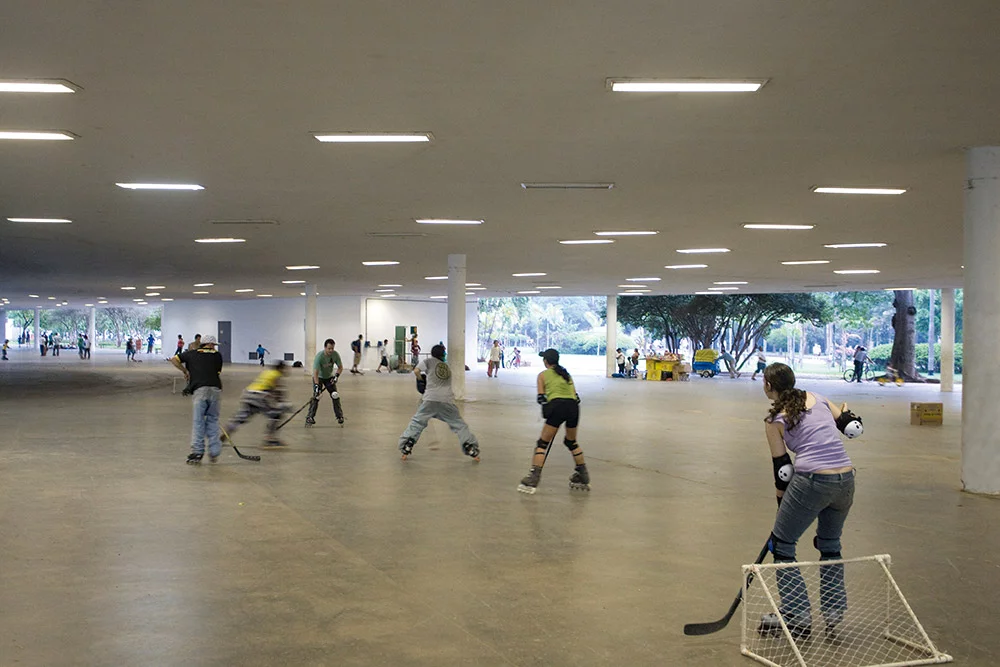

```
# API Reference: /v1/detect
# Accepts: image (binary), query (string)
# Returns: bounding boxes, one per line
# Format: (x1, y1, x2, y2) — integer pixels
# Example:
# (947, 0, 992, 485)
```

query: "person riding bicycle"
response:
(851, 345, 869, 383)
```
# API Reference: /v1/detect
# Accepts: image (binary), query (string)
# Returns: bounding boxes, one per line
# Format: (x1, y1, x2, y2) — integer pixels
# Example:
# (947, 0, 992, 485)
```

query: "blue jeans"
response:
(399, 401, 478, 451)
(191, 386, 222, 456)
(771, 470, 855, 625)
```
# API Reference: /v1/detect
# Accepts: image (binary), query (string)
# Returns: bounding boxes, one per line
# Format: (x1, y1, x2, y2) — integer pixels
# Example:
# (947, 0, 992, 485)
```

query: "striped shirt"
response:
(773, 393, 853, 473)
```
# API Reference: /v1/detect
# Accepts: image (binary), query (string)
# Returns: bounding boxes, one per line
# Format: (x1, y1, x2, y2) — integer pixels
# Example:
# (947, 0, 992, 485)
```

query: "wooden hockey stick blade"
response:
(683, 541, 771, 636)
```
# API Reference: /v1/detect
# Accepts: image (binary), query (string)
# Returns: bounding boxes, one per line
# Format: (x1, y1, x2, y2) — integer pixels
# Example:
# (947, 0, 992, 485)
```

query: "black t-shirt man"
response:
(178, 348, 223, 391)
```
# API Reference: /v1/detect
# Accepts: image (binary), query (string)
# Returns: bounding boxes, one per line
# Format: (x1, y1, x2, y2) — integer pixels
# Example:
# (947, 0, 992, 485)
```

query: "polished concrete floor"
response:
(0, 349, 996, 666)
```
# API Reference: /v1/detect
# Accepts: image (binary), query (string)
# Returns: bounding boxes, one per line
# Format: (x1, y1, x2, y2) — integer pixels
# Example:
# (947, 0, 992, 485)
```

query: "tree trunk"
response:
(890, 290, 919, 380)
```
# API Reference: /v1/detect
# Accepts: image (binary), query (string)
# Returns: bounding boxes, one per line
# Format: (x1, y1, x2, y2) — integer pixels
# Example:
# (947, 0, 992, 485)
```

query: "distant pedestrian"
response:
(83, 335, 91, 359)
(499, 343, 505, 370)
(410, 336, 420, 366)
(187, 334, 201, 352)
(147, 334, 155, 354)
(51, 332, 60, 356)
(615, 348, 626, 374)
(2, 339, 8, 360)
(171, 335, 224, 464)
(175, 335, 185, 356)
(852, 346, 868, 383)
(751, 347, 767, 381)
(488, 340, 501, 377)
(126, 338, 135, 362)
(350, 335, 364, 374)
(77, 334, 85, 358)
(378, 339, 390, 373)
(719, 345, 739, 379)
(256, 343, 269, 367)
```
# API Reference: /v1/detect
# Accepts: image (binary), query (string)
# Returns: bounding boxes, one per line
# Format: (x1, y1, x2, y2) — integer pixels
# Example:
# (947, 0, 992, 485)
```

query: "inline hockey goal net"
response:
(741, 554, 952, 667)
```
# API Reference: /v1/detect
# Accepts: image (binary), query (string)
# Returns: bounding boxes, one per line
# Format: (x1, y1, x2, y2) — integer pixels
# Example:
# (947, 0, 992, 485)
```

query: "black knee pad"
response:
(813, 536, 842, 559)
(564, 438, 578, 451)
(535, 439, 549, 453)
(769, 534, 796, 563)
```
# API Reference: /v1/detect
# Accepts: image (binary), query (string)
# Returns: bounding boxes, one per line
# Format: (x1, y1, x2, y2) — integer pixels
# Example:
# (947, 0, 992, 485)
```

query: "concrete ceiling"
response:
(1, 1, 997, 309)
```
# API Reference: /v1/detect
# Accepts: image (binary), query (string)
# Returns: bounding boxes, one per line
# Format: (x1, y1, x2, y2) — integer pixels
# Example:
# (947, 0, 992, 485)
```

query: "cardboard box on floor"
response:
(910, 402, 943, 426)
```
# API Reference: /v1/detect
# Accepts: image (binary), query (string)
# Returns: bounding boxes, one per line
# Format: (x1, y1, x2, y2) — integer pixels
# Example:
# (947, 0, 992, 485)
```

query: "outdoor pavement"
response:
(0, 348, 994, 666)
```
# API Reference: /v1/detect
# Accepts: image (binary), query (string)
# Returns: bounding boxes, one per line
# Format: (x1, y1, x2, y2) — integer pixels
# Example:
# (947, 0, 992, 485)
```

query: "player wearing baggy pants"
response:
(224, 362, 290, 446)
(761, 362, 856, 638)
(398, 344, 479, 460)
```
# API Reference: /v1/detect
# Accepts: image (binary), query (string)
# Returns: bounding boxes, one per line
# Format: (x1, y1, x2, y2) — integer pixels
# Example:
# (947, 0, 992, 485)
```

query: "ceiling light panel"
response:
(812, 187, 906, 195)
(627, 277, 660, 282)
(0, 79, 78, 93)
(282, 280, 305, 284)
(120, 286, 136, 290)
(0, 131, 76, 140)
(708, 287, 739, 291)
(677, 248, 730, 254)
(379, 284, 402, 287)
(823, 243, 887, 249)
(193, 283, 214, 287)
(424, 276, 448, 280)
(665, 264, 708, 269)
(7, 218, 72, 223)
(235, 288, 254, 293)
(781, 260, 830, 265)
(743, 224, 814, 230)
(594, 230, 658, 236)
(834, 269, 881, 274)
(535, 286, 561, 290)
(195, 238, 245, 243)
(116, 183, 204, 190)
(193, 291, 209, 295)
(518, 290, 541, 294)
(513, 273, 546, 277)
(521, 182, 614, 190)
(362, 261, 400, 266)
(415, 219, 483, 225)
(559, 239, 614, 245)
(375, 289, 395, 293)
(285, 265, 320, 270)
(608, 78, 767, 93)
(146, 285, 165, 289)
(312, 132, 432, 143)
(714, 281, 748, 285)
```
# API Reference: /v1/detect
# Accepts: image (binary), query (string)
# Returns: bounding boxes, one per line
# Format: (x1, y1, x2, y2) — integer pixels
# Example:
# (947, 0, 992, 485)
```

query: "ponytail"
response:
(553, 363, 573, 385)
(767, 388, 808, 430)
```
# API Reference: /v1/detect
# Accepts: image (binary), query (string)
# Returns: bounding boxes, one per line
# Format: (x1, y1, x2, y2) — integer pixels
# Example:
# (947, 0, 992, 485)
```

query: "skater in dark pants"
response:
(758, 362, 858, 640)
(256, 343, 268, 366)
(377, 339, 389, 372)
(306, 338, 344, 426)
(223, 361, 291, 447)
(518, 348, 590, 494)
(350, 334, 364, 374)
(398, 344, 480, 461)
(170, 335, 224, 464)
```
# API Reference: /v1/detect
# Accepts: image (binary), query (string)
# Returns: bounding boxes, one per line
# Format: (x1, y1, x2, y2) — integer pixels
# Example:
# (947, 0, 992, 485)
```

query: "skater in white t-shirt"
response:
(487, 340, 501, 377)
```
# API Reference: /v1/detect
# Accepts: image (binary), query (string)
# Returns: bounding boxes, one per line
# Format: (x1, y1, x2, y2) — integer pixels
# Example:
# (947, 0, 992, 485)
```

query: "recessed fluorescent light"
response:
(833, 269, 881, 275)
(465, 283, 481, 287)
(47, 296, 57, 299)
(466, 291, 476, 296)
(695, 291, 723, 295)
(193, 283, 214, 287)
(467, 287, 487, 291)
(380, 293, 398, 298)
(594, 230, 658, 236)
(97, 300, 108, 304)
(743, 224, 814, 230)
(193, 291, 210, 295)
(823, 243, 887, 249)
(375, 289, 395, 293)
(677, 248, 730, 254)
(0, 131, 76, 141)
(84, 303, 93, 307)
(618, 292, 646, 296)
(145, 292, 160, 297)
(235, 288, 254, 293)
(884, 288, 916, 291)
(559, 239, 614, 245)
(7, 217, 72, 223)
(132, 298, 143, 302)
(362, 260, 400, 266)
(282, 280, 305, 284)
(0, 79, 77, 93)
(137, 301, 148, 305)
(312, 132, 432, 143)
(116, 183, 204, 190)
(813, 187, 906, 195)
(521, 182, 615, 190)
(257, 294, 273, 297)
(380, 284, 403, 287)
(708, 286, 739, 291)
(665, 264, 709, 270)
(415, 219, 483, 225)
(518, 290, 541, 294)
(161, 298, 173, 302)
(121, 286, 136, 290)
(618, 284, 645, 288)
(714, 281, 749, 285)
(535, 286, 561, 290)
(146, 285, 165, 289)
(782, 260, 830, 265)
(195, 237, 245, 243)
(513, 272, 547, 277)
(608, 78, 766, 93)
(624, 289, 651, 293)
(29, 294, 39, 298)
(424, 276, 448, 280)
(627, 277, 661, 282)
(285, 265, 319, 270)
(430, 295, 447, 299)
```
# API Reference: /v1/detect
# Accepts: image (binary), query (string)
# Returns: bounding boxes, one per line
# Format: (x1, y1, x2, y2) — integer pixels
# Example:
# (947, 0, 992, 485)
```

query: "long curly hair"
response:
(764, 363, 808, 430)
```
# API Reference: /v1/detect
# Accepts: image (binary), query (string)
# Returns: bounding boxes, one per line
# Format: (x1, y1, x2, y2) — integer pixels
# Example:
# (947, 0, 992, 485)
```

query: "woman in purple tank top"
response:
(760, 363, 856, 640)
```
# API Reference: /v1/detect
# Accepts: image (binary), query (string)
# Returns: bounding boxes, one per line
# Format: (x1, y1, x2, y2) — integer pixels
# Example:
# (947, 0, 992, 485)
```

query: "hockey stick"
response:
(219, 426, 261, 462)
(275, 399, 312, 431)
(683, 540, 771, 636)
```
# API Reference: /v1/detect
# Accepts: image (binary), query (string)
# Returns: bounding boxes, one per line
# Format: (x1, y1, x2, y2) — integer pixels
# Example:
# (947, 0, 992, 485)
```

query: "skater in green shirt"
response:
(306, 338, 344, 426)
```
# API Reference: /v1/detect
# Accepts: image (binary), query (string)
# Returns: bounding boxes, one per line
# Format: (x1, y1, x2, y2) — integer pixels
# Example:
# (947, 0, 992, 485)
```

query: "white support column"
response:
(88, 307, 96, 359)
(448, 254, 467, 400)
(34, 306, 41, 353)
(940, 288, 956, 393)
(962, 146, 1000, 494)
(305, 285, 317, 369)
(605, 295, 617, 377)
(0, 308, 6, 344)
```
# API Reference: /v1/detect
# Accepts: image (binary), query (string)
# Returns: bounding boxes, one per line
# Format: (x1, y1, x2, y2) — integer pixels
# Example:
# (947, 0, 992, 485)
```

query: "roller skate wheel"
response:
(517, 484, 537, 494)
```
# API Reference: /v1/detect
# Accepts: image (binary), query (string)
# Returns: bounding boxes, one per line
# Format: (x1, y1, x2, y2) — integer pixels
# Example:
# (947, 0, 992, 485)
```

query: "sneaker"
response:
(462, 441, 480, 461)
(518, 466, 542, 494)
(305, 417, 316, 426)
(337, 417, 345, 426)
(399, 438, 415, 460)
(186, 453, 204, 465)
(758, 612, 812, 640)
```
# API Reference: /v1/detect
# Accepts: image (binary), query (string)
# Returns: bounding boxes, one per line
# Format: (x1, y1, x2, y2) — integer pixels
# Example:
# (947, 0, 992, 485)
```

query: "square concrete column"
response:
(940, 288, 956, 393)
(962, 146, 1000, 494)
(448, 254, 467, 400)
(88, 307, 96, 358)
(34, 306, 41, 353)
(606, 295, 617, 377)
(305, 285, 317, 368)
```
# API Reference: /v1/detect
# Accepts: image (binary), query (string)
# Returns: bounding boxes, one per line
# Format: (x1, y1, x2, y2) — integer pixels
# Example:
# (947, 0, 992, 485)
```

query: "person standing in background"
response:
(187, 334, 201, 351)
(175, 335, 185, 356)
(410, 335, 420, 366)
(378, 339, 390, 373)
(751, 346, 767, 381)
(147, 333, 155, 354)
(51, 332, 60, 356)
(487, 340, 501, 377)
(256, 343, 269, 367)
(350, 335, 364, 374)
(171, 335, 224, 464)
(84, 335, 91, 359)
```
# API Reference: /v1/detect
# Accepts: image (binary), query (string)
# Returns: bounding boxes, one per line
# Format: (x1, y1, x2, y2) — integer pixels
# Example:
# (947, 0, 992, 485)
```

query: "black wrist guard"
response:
(537, 393, 547, 405)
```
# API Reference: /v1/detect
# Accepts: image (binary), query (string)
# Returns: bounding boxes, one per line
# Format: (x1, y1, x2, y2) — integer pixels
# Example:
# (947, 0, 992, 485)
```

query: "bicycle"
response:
(843, 362, 875, 383)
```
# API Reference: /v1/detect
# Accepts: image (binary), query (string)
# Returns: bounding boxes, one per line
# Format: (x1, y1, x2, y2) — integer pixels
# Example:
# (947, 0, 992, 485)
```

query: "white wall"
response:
(163, 296, 460, 366)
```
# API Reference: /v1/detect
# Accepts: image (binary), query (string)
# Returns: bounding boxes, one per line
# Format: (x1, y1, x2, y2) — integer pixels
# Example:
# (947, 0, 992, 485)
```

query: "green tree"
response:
(8, 309, 35, 339)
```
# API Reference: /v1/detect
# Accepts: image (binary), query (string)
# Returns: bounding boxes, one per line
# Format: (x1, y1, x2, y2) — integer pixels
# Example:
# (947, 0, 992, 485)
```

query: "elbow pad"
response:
(836, 410, 864, 439)
(772, 453, 794, 491)
(416, 374, 427, 394)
